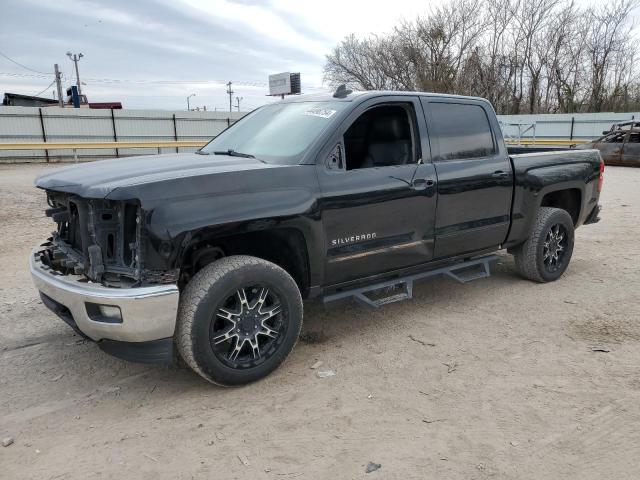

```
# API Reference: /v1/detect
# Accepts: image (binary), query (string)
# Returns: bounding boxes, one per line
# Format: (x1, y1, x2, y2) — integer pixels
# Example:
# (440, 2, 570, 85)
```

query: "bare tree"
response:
(323, 0, 640, 114)
(586, 0, 638, 111)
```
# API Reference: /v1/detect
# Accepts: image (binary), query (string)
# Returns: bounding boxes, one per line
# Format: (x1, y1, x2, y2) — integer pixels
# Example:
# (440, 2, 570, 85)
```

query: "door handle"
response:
(491, 170, 509, 178)
(411, 178, 435, 190)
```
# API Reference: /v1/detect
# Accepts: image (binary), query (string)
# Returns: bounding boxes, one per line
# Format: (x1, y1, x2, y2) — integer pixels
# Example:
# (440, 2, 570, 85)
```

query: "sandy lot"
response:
(0, 164, 639, 480)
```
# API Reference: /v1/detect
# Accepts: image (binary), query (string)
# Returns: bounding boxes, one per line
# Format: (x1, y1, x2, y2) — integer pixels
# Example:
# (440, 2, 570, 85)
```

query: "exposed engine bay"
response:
(40, 190, 177, 287)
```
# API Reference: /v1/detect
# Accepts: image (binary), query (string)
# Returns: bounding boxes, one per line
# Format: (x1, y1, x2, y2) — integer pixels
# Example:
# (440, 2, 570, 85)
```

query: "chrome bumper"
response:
(29, 248, 179, 342)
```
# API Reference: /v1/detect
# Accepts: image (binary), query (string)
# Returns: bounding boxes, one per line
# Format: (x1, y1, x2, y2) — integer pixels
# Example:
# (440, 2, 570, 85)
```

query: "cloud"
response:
(169, 0, 330, 60)
(3, 0, 628, 110)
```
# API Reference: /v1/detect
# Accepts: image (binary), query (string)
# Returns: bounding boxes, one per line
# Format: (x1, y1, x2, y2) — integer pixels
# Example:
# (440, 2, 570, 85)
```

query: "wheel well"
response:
(180, 228, 310, 297)
(540, 189, 581, 225)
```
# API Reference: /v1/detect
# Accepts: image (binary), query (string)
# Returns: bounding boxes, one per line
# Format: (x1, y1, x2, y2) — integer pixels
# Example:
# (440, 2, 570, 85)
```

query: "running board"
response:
(323, 255, 500, 308)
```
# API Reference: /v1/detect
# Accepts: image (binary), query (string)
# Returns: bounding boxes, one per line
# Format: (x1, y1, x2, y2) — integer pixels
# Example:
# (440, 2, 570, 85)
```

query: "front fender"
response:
(135, 166, 325, 288)
(147, 187, 317, 239)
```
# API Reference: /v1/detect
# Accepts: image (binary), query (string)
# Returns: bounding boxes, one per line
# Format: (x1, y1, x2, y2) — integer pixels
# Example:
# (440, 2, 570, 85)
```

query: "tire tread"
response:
(175, 255, 302, 386)
(513, 207, 573, 283)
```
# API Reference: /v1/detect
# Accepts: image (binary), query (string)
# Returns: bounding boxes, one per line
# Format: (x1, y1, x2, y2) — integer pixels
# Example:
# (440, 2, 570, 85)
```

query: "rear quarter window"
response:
(429, 103, 496, 161)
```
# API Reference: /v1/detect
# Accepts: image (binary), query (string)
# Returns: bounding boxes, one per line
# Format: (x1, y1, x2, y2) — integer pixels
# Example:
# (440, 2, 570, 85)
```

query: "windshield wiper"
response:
(195, 150, 209, 155)
(212, 149, 255, 159)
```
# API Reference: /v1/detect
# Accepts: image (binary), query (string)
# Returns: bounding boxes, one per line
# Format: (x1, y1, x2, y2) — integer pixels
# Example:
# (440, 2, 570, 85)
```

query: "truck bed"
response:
(505, 148, 603, 248)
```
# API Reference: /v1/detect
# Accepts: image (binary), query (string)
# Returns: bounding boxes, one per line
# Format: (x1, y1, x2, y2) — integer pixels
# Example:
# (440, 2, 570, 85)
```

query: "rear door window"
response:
(627, 131, 640, 143)
(428, 103, 496, 161)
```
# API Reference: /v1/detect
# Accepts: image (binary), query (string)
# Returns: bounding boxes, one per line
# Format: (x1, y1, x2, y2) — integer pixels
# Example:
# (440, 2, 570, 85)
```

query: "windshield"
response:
(200, 101, 347, 164)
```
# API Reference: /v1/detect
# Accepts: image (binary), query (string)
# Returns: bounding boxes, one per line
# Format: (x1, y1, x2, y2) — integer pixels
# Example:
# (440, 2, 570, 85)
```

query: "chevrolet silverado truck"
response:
(30, 87, 604, 385)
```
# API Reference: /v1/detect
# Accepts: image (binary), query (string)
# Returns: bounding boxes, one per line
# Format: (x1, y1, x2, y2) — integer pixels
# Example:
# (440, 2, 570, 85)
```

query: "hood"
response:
(35, 153, 279, 199)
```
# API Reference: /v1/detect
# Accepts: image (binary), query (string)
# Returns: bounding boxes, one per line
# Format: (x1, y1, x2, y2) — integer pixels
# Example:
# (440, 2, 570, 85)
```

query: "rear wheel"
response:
(513, 207, 575, 283)
(176, 256, 303, 386)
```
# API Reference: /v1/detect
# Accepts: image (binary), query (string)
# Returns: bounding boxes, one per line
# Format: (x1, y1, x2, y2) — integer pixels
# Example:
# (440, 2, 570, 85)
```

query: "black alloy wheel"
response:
(513, 207, 575, 283)
(210, 285, 286, 369)
(176, 255, 303, 386)
(542, 223, 568, 274)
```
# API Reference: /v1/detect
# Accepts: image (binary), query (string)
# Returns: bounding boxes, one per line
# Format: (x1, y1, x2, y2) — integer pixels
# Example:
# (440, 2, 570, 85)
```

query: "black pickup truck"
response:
(31, 88, 603, 385)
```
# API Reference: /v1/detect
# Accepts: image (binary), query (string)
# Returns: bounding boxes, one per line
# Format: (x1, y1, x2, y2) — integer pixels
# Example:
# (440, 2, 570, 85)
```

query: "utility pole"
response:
(235, 96, 243, 112)
(226, 81, 234, 113)
(187, 93, 196, 110)
(54, 63, 64, 108)
(66, 52, 84, 97)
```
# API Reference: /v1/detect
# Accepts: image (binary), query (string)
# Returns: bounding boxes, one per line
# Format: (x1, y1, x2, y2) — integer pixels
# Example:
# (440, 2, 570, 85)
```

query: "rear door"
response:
(315, 96, 438, 286)
(620, 129, 640, 166)
(421, 98, 513, 258)
(594, 131, 625, 164)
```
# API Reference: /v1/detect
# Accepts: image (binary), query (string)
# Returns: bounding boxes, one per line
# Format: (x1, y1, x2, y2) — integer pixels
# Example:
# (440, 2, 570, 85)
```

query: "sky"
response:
(1, 0, 638, 111)
(0, 0, 431, 110)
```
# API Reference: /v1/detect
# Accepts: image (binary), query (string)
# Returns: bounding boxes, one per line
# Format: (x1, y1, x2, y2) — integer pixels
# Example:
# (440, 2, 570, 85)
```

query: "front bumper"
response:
(30, 247, 180, 345)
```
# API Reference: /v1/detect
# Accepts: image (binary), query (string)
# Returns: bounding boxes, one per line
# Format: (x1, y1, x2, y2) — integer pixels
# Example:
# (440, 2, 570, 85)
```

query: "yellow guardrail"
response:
(0, 141, 207, 151)
(0, 139, 590, 151)
(0, 138, 589, 163)
(505, 139, 588, 146)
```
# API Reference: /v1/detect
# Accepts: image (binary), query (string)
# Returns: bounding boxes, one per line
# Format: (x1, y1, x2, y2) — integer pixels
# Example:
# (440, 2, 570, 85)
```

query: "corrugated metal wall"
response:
(0, 106, 245, 162)
(498, 112, 639, 142)
(1, 106, 638, 162)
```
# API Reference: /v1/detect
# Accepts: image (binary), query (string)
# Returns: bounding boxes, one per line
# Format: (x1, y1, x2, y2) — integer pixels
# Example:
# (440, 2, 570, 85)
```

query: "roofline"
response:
(279, 90, 490, 104)
(3, 92, 58, 102)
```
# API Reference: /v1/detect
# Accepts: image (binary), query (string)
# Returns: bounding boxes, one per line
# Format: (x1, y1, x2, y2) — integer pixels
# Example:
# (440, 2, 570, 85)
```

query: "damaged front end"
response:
(39, 190, 177, 287)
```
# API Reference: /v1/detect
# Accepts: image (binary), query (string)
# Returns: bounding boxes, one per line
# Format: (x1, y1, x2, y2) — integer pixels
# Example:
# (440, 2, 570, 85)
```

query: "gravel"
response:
(1, 164, 639, 479)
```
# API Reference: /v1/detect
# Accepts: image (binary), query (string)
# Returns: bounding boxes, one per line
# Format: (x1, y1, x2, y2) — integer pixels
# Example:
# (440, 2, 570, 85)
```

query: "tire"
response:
(176, 255, 303, 386)
(513, 207, 575, 283)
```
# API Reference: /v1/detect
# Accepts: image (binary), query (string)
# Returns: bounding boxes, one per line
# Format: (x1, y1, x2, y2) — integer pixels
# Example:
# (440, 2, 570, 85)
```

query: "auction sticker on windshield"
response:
(303, 108, 337, 119)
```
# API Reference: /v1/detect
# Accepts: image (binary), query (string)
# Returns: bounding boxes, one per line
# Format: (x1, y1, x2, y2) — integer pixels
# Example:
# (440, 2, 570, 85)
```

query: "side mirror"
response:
(326, 143, 345, 171)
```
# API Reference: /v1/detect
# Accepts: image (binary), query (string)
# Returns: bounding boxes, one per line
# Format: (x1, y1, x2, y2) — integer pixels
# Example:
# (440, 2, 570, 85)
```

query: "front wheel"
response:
(513, 207, 575, 283)
(175, 256, 303, 386)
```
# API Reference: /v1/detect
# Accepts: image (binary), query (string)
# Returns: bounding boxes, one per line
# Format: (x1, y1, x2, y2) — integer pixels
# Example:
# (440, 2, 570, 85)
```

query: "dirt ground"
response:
(0, 163, 639, 480)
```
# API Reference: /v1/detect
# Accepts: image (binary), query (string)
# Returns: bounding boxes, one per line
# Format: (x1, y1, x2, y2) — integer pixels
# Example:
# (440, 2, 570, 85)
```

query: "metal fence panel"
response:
(43, 108, 116, 160)
(498, 112, 639, 142)
(4, 106, 636, 162)
(0, 106, 244, 162)
(0, 106, 50, 161)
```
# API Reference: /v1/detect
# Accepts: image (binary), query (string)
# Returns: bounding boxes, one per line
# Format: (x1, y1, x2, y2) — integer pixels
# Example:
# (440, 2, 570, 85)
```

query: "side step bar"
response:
(323, 255, 500, 308)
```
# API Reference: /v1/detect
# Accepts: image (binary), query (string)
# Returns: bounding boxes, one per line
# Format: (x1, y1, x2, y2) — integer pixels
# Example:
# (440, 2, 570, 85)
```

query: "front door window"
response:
(343, 104, 417, 170)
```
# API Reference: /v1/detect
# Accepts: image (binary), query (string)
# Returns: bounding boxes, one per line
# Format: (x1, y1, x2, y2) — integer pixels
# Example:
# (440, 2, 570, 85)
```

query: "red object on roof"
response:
(89, 102, 122, 109)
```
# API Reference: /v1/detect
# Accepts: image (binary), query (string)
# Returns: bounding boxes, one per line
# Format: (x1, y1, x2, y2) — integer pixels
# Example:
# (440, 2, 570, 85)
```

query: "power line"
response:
(0, 72, 266, 86)
(0, 50, 52, 75)
(84, 77, 270, 87)
(0, 71, 332, 92)
(0, 72, 51, 79)
(32, 79, 57, 97)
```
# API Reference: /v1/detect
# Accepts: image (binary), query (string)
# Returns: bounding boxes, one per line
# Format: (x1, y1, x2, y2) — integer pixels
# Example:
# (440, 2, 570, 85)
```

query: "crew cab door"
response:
(421, 98, 513, 258)
(316, 96, 437, 286)
(620, 128, 640, 166)
(594, 131, 625, 164)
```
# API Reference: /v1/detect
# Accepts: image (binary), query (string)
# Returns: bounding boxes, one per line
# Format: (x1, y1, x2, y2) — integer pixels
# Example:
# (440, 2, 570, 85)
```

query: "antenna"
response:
(333, 84, 352, 99)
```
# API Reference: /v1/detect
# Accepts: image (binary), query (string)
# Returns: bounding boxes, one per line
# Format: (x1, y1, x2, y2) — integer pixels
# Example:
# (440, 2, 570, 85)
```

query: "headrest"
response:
(368, 115, 410, 142)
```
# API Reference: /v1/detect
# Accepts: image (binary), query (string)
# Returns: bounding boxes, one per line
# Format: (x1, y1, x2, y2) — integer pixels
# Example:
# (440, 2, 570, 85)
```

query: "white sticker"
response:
(303, 107, 337, 119)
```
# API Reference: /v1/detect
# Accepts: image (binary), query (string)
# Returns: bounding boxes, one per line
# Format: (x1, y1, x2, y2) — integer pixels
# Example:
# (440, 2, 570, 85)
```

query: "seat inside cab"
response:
(343, 105, 415, 170)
